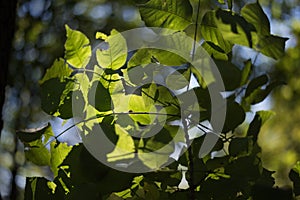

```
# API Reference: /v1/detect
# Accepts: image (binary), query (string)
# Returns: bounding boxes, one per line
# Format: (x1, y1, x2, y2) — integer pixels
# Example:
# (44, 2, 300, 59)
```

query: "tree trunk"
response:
(0, 0, 18, 132)
(0, 1, 18, 199)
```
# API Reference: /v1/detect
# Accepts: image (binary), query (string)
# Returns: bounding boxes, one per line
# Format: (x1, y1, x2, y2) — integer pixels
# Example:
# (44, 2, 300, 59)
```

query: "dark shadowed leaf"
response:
(229, 137, 253, 158)
(40, 78, 68, 115)
(214, 59, 242, 91)
(222, 100, 245, 133)
(247, 110, 275, 142)
(88, 80, 113, 112)
(289, 161, 300, 196)
(245, 74, 268, 97)
(58, 90, 85, 119)
(17, 123, 50, 143)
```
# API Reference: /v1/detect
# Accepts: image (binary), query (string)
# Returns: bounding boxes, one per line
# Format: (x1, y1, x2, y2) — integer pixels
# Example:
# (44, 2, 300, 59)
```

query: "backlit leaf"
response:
(25, 140, 51, 166)
(64, 25, 91, 68)
(50, 142, 73, 178)
(166, 68, 190, 90)
(96, 29, 127, 70)
(107, 124, 135, 162)
(241, 2, 270, 35)
(201, 11, 232, 54)
(39, 59, 72, 84)
(139, 0, 193, 30)
(215, 9, 256, 47)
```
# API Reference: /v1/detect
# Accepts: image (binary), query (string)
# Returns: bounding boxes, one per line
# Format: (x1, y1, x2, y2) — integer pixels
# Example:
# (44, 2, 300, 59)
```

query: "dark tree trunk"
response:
(0, 1, 18, 199)
(0, 0, 18, 132)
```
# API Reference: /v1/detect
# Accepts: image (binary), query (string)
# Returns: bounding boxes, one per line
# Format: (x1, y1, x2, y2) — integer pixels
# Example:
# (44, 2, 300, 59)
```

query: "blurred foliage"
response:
(260, 20, 300, 186)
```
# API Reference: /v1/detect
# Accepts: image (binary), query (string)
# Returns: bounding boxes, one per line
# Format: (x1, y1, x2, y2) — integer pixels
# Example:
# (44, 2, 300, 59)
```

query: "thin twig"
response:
(44, 111, 181, 147)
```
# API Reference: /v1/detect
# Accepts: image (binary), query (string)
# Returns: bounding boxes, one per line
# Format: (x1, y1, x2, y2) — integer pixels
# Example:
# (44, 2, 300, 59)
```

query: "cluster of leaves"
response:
(17, 0, 296, 199)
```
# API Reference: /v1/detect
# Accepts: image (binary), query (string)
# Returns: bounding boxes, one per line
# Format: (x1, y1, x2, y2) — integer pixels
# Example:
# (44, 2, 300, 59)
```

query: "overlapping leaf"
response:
(96, 29, 127, 70)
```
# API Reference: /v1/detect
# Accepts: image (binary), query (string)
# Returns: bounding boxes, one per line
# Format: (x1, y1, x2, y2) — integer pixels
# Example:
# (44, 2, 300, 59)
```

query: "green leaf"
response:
(128, 94, 156, 125)
(257, 35, 288, 60)
(50, 142, 73, 178)
(96, 29, 127, 70)
(40, 79, 67, 115)
(40, 77, 80, 118)
(241, 2, 270, 35)
(25, 177, 65, 200)
(206, 156, 230, 170)
(222, 100, 245, 133)
(128, 31, 192, 67)
(256, 168, 275, 188)
(39, 58, 72, 84)
(229, 137, 253, 158)
(246, 80, 285, 105)
(25, 140, 51, 166)
(140, 84, 180, 122)
(64, 25, 91, 68)
(201, 11, 233, 54)
(245, 75, 268, 97)
(214, 59, 242, 91)
(61, 144, 134, 195)
(166, 68, 190, 90)
(241, 2, 288, 59)
(128, 48, 187, 68)
(215, 9, 256, 47)
(149, 49, 187, 66)
(88, 80, 113, 112)
(138, 0, 193, 30)
(58, 90, 85, 119)
(202, 41, 229, 60)
(225, 156, 261, 180)
(247, 110, 275, 142)
(107, 124, 135, 162)
(178, 86, 212, 122)
(24, 125, 54, 166)
(240, 59, 252, 85)
(144, 169, 182, 188)
(289, 161, 300, 196)
(139, 125, 184, 169)
(128, 49, 152, 68)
